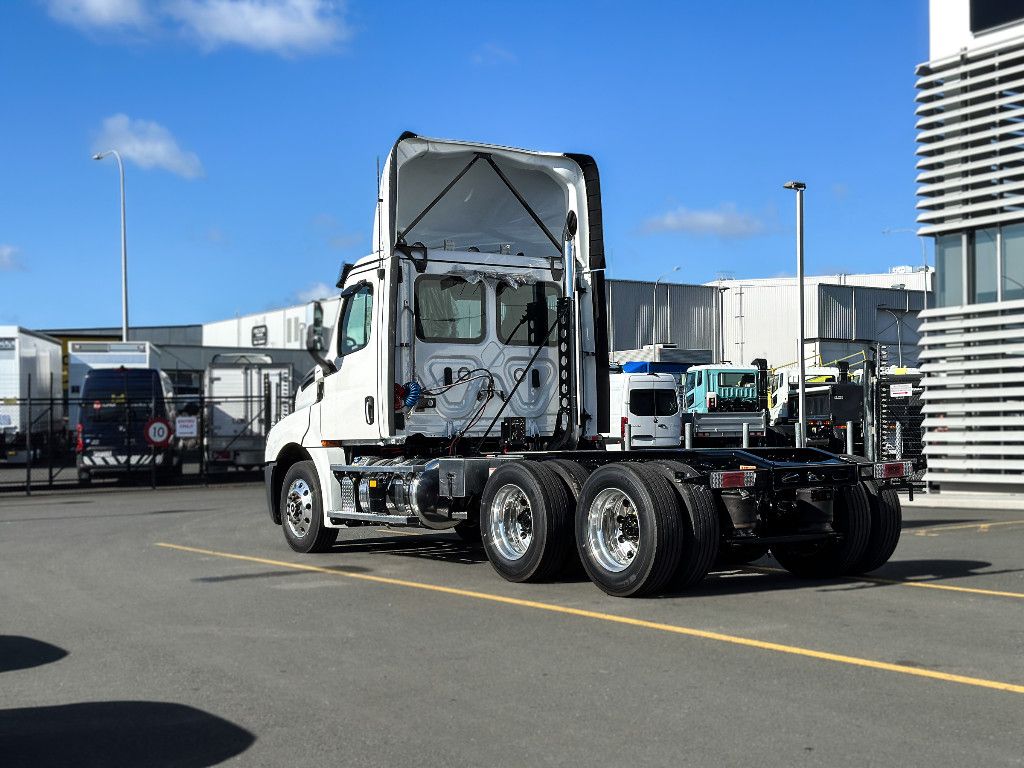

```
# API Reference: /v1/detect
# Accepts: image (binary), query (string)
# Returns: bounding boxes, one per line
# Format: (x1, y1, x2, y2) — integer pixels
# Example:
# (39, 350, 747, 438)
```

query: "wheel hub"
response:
(285, 478, 313, 538)
(490, 484, 533, 561)
(586, 488, 641, 573)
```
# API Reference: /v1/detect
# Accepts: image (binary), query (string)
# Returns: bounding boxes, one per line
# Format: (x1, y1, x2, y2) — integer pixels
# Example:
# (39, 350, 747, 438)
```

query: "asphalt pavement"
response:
(1, 484, 1022, 767)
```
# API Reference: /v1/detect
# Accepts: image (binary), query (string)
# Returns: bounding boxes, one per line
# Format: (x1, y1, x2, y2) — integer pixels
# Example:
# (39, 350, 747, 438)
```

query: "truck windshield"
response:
(630, 389, 679, 417)
(415, 276, 484, 343)
(496, 282, 559, 345)
(718, 372, 756, 388)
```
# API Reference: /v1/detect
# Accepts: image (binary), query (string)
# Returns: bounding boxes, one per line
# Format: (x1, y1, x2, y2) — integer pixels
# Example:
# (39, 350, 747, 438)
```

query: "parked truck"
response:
(0, 326, 65, 462)
(67, 341, 161, 427)
(681, 361, 769, 446)
(205, 353, 292, 471)
(262, 134, 908, 597)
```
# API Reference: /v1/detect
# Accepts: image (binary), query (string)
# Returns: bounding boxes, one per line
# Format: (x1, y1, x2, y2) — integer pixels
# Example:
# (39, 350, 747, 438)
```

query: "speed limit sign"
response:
(144, 418, 173, 448)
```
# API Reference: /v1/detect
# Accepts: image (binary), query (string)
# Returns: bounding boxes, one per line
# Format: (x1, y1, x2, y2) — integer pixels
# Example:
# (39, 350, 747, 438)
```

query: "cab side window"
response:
(338, 283, 373, 356)
(684, 372, 696, 408)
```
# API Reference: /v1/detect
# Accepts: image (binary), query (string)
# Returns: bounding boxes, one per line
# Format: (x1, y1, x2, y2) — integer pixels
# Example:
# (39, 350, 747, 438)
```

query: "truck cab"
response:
(681, 362, 768, 445)
(262, 134, 908, 599)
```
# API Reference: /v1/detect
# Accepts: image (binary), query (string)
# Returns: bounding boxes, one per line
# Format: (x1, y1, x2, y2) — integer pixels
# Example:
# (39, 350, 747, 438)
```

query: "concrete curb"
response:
(903, 494, 1024, 511)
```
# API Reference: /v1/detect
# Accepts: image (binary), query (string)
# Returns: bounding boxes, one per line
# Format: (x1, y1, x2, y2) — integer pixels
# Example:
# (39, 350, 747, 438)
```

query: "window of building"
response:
(338, 284, 373, 356)
(1003, 223, 1024, 302)
(970, 0, 1024, 34)
(414, 276, 485, 343)
(971, 227, 998, 304)
(935, 234, 965, 307)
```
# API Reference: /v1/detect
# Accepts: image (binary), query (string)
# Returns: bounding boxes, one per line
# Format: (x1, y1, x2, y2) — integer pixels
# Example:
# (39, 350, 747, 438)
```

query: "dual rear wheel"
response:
(480, 460, 719, 597)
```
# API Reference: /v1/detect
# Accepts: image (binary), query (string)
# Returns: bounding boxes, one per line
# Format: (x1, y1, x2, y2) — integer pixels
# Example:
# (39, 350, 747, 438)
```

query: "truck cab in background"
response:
(681, 361, 769, 446)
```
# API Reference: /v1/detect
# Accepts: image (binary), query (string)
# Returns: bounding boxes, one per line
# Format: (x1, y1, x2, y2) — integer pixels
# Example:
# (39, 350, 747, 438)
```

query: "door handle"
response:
(364, 396, 375, 425)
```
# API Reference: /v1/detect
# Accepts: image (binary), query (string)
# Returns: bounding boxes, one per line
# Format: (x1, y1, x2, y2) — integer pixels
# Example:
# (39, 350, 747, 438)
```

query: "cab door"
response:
(319, 268, 386, 442)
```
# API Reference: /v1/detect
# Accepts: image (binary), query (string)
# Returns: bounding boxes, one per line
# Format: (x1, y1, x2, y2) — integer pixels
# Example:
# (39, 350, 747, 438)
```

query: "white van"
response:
(605, 372, 682, 449)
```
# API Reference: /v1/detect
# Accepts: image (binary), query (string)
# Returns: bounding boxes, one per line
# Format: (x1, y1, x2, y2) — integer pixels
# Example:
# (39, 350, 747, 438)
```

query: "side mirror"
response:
(305, 324, 325, 354)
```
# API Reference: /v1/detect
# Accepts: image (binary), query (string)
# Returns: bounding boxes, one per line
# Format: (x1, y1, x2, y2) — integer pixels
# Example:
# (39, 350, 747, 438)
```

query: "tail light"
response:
(874, 461, 913, 480)
(710, 470, 758, 489)
(620, 416, 628, 440)
(75, 424, 84, 453)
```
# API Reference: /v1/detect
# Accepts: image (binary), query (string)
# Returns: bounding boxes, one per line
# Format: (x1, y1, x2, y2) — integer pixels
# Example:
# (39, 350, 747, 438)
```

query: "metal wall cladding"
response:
(718, 285, 809, 366)
(816, 285, 925, 347)
(605, 280, 719, 353)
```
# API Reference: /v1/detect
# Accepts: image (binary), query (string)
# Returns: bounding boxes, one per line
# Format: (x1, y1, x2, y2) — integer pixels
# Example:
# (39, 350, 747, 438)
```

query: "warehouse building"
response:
(707, 270, 930, 372)
(915, 0, 1024, 493)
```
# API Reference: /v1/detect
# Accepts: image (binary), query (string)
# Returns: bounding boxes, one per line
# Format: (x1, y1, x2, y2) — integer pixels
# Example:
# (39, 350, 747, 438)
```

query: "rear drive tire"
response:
(851, 483, 901, 574)
(576, 463, 683, 597)
(480, 461, 573, 582)
(544, 459, 591, 575)
(280, 460, 338, 554)
(772, 483, 871, 578)
(649, 460, 720, 588)
(77, 470, 91, 487)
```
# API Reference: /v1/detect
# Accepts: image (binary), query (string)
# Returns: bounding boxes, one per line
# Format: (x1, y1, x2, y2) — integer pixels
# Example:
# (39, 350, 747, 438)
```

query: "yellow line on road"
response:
(156, 542, 1024, 696)
(746, 565, 1024, 600)
(911, 519, 1024, 536)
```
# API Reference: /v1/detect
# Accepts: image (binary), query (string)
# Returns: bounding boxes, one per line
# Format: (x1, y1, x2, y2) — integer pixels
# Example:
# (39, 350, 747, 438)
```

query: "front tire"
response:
(280, 460, 338, 553)
(480, 461, 573, 582)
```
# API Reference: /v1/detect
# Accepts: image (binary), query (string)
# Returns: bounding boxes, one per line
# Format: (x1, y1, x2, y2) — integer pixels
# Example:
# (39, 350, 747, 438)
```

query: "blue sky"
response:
(0, 0, 930, 329)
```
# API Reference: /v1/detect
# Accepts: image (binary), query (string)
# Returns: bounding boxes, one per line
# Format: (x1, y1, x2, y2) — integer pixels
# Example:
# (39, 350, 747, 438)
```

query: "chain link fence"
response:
(0, 387, 291, 495)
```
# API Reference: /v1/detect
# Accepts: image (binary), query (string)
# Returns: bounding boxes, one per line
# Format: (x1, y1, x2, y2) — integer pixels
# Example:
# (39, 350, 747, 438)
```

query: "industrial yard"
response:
(4, 2, 1024, 767)
(2, 484, 1022, 766)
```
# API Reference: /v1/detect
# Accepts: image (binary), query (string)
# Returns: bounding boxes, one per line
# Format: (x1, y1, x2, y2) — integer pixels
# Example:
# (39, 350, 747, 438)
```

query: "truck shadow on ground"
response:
(900, 518, 983, 529)
(328, 533, 490, 565)
(0, 701, 255, 768)
(0, 636, 67, 673)
(671, 557, 1011, 598)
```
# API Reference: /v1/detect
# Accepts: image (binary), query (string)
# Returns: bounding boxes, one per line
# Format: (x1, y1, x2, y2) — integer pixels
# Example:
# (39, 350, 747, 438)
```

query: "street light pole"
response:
(784, 181, 807, 448)
(93, 150, 129, 342)
(652, 266, 680, 347)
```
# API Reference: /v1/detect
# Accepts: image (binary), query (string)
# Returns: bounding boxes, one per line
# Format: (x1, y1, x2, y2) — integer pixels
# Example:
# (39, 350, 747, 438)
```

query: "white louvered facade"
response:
(916, 3, 1024, 493)
(915, 36, 1024, 235)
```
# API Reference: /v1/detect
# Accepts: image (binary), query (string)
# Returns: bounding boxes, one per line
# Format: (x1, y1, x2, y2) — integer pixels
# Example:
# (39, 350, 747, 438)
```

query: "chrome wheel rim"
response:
(285, 478, 314, 539)
(489, 484, 533, 561)
(586, 488, 641, 573)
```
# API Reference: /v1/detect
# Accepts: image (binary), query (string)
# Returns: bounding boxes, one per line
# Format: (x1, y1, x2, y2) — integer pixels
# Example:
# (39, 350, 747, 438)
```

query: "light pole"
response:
(652, 266, 680, 347)
(882, 227, 930, 310)
(784, 181, 807, 448)
(92, 150, 129, 342)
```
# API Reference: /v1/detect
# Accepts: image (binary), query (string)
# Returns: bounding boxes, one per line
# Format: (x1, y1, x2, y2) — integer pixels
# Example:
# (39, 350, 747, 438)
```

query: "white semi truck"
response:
(263, 134, 908, 597)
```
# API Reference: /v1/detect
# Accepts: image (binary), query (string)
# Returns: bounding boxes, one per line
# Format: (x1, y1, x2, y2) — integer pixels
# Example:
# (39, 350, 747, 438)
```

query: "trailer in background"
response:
(0, 327, 65, 462)
(204, 353, 292, 471)
(67, 341, 161, 427)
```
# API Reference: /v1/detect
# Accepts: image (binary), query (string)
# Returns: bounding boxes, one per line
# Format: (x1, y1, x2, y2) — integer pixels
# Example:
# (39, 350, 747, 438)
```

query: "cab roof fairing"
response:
(371, 134, 592, 270)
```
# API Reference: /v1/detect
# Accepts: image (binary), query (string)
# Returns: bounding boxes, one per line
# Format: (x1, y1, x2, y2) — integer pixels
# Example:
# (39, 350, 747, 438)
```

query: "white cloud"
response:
(296, 281, 332, 302)
(0, 245, 24, 271)
(471, 42, 516, 66)
(642, 203, 764, 238)
(94, 114, 204, 179)
(44, 0, 148, 29)
(166, 0, 351, 54)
